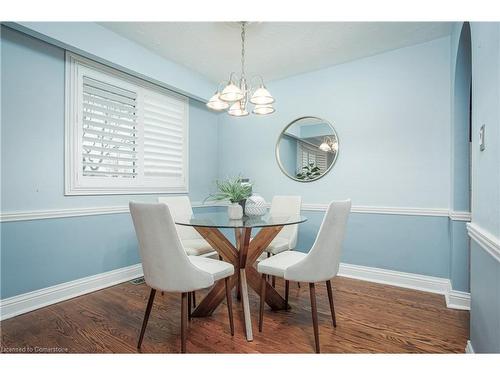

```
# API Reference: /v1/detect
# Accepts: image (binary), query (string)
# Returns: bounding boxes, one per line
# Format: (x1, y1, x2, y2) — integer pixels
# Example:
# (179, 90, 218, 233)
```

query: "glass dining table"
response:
(175, 210, 307, 341)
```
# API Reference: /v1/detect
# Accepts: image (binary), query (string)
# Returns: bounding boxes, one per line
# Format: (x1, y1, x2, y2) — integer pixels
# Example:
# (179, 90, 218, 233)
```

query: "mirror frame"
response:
(275, 116, 339, 183)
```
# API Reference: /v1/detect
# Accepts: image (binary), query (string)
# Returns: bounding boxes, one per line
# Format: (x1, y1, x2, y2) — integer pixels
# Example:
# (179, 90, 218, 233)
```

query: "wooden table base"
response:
(190, 225, 287, 341)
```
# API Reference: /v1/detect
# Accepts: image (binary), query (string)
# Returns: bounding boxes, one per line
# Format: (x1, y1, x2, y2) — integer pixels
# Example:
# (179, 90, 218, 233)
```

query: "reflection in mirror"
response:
(276, 117, 339, 182)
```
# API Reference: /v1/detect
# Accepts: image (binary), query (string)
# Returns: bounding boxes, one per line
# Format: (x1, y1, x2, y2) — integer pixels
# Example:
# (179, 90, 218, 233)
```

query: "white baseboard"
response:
(1, 261, 470, 321)
(338, 263, 470, 310)
(0, 263, 143, 321)
(446, 289, 471, 310)
(465, 340, 475, 353)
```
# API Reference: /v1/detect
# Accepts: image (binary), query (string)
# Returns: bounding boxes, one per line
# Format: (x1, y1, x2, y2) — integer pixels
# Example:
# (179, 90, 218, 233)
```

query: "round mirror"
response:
(276, 116, 339, 182)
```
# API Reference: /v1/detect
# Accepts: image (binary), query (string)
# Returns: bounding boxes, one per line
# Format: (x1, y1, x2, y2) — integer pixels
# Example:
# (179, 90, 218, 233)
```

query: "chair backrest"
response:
(269, 195, 302, 249)
(158, 196, 201, 241)
(129, 202, 214, 292)
(284, 200, 351, 283)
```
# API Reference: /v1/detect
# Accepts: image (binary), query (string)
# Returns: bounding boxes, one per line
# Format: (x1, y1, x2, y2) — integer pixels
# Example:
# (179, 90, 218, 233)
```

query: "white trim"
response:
(465, 340, 475, 354)
(0, 262, 470, 321)
(0, 264, 143, 321)
(446, 289, 471, 310)
(0, 206, 130, 222)
(338, 263, 450, 295)
(0, 203, 471, 223)
(449, 210, 472, 222)
(351, 205, 449, 217)
(467, 222, 500, 263)
(65, 52, 189, 196)
(338, 263, 470, 310)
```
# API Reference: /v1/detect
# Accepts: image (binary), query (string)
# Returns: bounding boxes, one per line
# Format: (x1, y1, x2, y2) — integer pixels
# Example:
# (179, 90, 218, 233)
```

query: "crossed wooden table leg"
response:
(191, 225, 288, 341)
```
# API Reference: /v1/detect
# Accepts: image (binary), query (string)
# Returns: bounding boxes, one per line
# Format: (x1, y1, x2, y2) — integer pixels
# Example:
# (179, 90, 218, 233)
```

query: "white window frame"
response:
(65, 52, 189, 195)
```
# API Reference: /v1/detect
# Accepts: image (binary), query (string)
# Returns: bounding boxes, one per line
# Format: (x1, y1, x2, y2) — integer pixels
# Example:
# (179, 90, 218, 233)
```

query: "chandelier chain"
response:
(241, 22, 246, 77)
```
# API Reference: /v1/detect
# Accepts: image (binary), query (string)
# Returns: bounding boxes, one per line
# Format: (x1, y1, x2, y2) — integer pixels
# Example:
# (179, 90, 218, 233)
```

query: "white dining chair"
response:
(260, 195, 302, 288)
(265, 195, 302, 255)
(257, 199, 351, 353)
(158, 196, 217, 258)
(158, 196, 217, 308)
(130, 202, 235, 353)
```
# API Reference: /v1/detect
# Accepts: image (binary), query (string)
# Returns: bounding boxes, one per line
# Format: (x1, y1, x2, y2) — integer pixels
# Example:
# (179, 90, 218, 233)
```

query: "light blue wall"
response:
(300, 123, 332, 138)
(217, 37, 457, 288)
(452, 24, 471, 212)
(296, 211, 450, 278)
(0, 26, 219, 210)
(0, 24, 475, 314)
(450, 221, 469, 292)
(279, 135, 298, 176)
(218, 37, 452, 208)
(0, 26, 220, 298)
(454, 22, 500, 353)
(470, 242, 500, 353)
(6, 22, 214, 101)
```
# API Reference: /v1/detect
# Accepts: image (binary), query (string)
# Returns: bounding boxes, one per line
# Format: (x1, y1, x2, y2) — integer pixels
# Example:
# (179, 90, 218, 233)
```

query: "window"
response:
(297, 141, 328, 173)
(65, 53, 188, 195)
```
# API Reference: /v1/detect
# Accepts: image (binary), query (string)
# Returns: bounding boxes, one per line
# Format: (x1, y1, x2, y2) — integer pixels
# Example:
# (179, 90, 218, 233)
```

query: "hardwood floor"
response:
(0, 277, 469, 353)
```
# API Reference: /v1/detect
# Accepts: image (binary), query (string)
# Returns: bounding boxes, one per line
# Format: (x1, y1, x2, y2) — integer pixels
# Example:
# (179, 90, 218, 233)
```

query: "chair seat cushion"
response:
(182, 238, 214, 256)
(257, 251, 306, 279)
(189, 256, 234, 281)
(251, 236, 290, 255)
(266, 237, 290, 255)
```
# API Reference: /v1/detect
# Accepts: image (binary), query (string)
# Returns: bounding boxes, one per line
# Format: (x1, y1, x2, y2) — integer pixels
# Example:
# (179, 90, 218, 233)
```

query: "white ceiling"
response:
(100, 22, 453, 84)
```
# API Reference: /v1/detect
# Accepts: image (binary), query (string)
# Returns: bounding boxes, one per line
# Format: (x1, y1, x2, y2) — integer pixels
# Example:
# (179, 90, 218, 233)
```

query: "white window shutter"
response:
(141, 88, 187, 181)
(82, 77, 139, 179)
(65, 52, 189, 195)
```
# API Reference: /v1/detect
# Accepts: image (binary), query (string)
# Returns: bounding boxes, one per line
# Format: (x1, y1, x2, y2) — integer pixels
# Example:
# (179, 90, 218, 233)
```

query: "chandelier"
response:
(206, 22, 275, 116)
(319, 137, 338, 152)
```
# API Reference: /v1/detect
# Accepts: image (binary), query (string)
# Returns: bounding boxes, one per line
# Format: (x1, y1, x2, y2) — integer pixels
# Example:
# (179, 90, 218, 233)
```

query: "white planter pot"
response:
(227, 203, 243, 220)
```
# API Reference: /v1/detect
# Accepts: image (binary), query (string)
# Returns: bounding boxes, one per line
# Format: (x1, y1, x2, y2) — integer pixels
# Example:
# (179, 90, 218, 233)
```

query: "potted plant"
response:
(207, 176, 252, 219)
(296, 163, 322, 180)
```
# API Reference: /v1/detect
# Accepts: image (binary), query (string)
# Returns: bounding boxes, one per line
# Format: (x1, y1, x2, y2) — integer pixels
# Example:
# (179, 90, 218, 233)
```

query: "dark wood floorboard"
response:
(0, 277, 469, 353)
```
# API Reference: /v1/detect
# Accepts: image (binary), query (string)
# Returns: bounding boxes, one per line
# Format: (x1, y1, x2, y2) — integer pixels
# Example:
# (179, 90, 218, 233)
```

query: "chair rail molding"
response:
(467, 222, 500, 263)
(0, 203, 467, 222)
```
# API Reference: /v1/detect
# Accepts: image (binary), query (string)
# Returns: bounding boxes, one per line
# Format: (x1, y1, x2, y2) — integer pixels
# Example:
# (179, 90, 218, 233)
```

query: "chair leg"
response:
(137, 288, 156, 349)
(309, 283, 320, 353)
(188, 292, 192, 321)
(326, 280, 337, 327)
(225, 277, 234, 336)
(272, 276, 276, 288)
(259, 274, 267, 332)
(236, 273, 241, 300)
(181, 292, 188, 353)
(285, 280, 290, 309)
(297, 282, 301, 288)
(192, 291, 196, 308)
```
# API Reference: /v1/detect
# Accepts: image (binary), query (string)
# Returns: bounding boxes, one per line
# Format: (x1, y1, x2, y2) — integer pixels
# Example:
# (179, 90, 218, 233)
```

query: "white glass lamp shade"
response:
(250, 86, 274, 105)
(252, 104, 275, 115)
(219, 83, 244, 102)
(319, 142, 331, 152)
(206, 93, 230, 111)
(228, 101, 249, 117)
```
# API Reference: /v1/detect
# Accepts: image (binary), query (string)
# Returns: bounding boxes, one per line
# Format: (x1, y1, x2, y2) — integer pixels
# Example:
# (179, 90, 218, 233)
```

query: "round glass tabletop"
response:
(175, 211, 307, 229)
